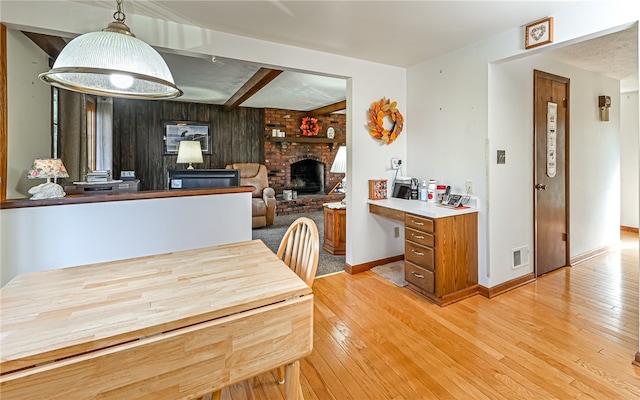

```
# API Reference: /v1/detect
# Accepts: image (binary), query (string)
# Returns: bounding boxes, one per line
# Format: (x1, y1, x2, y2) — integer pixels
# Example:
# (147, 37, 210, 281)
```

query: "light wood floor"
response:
(220, 232, 640, 399)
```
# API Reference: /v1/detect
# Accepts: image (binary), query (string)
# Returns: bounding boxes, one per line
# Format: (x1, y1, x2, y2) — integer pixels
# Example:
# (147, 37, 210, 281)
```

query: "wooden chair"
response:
(276, 216, 320, 287)
(262, 216, 319, 386)
(207, 217, 319, 399)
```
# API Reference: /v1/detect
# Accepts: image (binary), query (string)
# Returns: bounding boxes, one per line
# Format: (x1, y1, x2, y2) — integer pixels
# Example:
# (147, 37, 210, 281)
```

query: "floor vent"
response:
(512, 246, 530, 269)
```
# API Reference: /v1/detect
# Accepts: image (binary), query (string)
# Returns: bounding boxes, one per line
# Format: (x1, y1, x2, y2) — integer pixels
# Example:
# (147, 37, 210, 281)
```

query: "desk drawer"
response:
(405, 261, 435, 294)
(405, 227, 434, 247)
(405, 214, 434, 233)
(405, 241, 434, 270)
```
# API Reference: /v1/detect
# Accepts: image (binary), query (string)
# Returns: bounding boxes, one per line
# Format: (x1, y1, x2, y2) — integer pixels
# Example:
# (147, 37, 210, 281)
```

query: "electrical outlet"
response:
(465, 180, 473, 194)
(394, 227, 400, 238)
(391, 158, 402, 170)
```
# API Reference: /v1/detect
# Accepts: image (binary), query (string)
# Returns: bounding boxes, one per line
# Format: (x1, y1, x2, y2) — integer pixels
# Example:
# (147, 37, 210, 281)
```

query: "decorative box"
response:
(368, 179, 388, 200)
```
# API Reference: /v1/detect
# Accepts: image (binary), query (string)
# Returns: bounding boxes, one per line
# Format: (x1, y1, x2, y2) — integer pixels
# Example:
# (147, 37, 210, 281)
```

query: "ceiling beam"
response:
(223, 68, 282, 111)
(22, 31, 67, 63)
(308, 100, 346, 116)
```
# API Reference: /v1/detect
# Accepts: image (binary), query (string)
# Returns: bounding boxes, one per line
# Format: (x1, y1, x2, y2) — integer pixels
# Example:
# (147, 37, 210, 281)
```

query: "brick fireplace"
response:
(288, 158, 325, 193)
(264, 108, 346, 214)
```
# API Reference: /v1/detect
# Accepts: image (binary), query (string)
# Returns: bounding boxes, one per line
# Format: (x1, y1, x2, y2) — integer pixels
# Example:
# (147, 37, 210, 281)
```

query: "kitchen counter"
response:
(367, 197, 477, 219)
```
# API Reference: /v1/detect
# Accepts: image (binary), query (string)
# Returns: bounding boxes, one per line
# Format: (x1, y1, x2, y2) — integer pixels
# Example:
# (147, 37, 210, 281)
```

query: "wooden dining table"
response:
(0, 240, 313, 399)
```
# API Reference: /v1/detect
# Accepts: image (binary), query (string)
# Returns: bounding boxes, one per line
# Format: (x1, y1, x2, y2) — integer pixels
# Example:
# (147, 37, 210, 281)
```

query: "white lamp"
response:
(330, 146, 347, 191)
(27, 158, 70, 200)
(39, 0, 182, 100)
(177, 141, 204, 169)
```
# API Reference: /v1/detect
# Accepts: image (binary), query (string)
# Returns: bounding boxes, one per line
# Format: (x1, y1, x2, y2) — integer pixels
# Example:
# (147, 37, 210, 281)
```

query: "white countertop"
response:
(367, 197, 478, 219)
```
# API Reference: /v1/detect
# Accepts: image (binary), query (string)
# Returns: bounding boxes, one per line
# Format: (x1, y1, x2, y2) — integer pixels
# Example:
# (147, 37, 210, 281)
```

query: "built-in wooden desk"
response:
(368, 198, 478, 306)
(0, 240, 313, 399)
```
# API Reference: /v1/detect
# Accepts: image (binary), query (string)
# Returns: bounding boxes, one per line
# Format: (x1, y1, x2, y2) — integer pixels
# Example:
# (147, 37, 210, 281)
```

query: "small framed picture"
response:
(368, 179, 388, 200)
(328, 181, 344, 195)
(525, 17, 554, 49)
(163, 121, 211, 155)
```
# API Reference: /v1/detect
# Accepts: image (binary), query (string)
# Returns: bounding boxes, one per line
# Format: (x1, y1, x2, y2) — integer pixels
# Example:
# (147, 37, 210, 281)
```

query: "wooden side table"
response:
(323, 203, 346, 255)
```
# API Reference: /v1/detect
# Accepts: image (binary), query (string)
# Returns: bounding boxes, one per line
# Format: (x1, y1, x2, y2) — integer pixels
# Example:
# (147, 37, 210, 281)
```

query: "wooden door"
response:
(533, 70, 569, 276)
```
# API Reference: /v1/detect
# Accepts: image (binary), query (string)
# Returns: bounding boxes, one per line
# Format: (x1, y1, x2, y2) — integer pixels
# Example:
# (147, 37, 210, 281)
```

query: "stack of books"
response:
(86, 170, 111, 183)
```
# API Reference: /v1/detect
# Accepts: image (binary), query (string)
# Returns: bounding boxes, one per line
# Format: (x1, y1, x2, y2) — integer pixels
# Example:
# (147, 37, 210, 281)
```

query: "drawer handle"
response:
(411, 249, 425, 256)
(411, 271, 424, 279)
(411, 220, 424, 226)
(412, 233, 425, 239)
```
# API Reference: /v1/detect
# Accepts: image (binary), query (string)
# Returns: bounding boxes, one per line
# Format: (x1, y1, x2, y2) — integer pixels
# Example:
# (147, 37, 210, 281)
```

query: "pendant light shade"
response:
(39, 1, 182, 100)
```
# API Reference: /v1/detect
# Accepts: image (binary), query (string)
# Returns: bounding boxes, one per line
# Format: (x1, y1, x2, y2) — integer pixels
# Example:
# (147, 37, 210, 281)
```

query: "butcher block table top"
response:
(0, 240, 313, 399)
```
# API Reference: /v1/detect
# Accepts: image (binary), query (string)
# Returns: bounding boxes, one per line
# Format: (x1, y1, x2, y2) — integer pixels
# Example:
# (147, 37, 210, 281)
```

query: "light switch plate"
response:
(497, 150, 506, 164)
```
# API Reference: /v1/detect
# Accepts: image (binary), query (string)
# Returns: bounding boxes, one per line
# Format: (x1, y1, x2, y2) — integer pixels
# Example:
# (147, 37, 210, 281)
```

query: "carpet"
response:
(371, 261, 408, 287)
(252, 211, 345, 277)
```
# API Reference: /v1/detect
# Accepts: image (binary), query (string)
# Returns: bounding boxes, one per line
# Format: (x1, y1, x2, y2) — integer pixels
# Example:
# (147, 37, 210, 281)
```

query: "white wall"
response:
(0, 193, 252, 286)
(0, 0, 408, 268)
(406, 45, 490, 286)
(621, 91, 639, 228)
(408, 4, 638, 288)
(487, 55, 620, 285)
(6, 28, 51, 199)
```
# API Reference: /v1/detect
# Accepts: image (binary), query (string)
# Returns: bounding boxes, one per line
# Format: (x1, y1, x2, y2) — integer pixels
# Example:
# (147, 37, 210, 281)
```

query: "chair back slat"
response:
(276, 217, 319, 287)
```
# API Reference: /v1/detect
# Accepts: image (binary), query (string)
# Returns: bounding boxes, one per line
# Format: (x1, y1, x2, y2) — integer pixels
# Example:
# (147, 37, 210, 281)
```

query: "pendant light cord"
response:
(113, 0, 125, 23)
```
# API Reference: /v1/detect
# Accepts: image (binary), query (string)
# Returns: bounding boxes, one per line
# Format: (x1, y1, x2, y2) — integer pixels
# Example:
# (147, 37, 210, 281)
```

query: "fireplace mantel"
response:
(267, 136, 345, 150)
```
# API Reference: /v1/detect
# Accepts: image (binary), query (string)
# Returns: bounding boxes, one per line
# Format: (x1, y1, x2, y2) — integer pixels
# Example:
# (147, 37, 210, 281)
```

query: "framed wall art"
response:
(163, 121, 211, 155)
(525, 17, 554, 49)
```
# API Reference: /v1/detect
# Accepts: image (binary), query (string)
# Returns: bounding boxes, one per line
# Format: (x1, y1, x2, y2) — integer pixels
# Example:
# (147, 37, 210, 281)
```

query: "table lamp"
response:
(176, 140, 203, 169)
(27, 158, 70, 200)
(330, 146, 347, 191)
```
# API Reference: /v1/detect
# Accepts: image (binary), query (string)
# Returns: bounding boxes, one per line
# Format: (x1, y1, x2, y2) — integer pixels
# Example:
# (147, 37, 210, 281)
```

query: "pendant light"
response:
(39, 0, 182, 100)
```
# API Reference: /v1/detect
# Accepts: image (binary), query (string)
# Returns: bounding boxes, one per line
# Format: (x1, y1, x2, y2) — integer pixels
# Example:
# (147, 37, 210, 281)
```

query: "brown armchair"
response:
(226, 163, 276, 228)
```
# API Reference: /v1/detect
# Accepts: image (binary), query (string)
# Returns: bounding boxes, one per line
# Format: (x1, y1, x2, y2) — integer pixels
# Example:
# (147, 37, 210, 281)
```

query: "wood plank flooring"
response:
(219, 232, 640, 399)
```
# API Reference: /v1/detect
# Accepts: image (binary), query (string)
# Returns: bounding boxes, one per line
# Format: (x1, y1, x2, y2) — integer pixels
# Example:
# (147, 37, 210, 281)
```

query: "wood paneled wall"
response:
(113, 100, 264, 190)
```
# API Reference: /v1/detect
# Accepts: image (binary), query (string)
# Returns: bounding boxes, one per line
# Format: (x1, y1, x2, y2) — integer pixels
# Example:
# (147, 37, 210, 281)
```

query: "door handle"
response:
(535, 183, 547, 191)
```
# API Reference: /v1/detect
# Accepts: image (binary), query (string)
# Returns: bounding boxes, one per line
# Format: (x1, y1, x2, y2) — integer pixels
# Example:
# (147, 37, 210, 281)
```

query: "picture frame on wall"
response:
(525, 17, 554, 49)
(163, 121, 211, 155)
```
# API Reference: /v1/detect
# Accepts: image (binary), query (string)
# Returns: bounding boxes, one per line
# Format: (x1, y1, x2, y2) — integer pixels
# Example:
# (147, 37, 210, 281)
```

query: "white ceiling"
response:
(69, 0, 637, 109)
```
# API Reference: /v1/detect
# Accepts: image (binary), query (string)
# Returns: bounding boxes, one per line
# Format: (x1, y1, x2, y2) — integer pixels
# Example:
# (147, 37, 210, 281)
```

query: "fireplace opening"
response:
(288, 159, 325, 194)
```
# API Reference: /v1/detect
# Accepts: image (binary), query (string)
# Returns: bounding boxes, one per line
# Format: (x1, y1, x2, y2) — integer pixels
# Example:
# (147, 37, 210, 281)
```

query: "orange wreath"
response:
(300, 116, 320, 136)
(367, 97, 404, 145)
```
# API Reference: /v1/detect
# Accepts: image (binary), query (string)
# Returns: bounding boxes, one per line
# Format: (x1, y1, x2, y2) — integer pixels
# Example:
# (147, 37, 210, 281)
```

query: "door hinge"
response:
(562, 232, 567, 241)
(563, 98, 567, 107)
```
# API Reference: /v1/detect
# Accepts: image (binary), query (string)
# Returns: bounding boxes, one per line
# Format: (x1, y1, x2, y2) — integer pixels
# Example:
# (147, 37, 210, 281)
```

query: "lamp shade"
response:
(27, 158, 69, 180)
(177, 141, 204, 169)
(38, 2, 182, 100)
(330, 146, 347, 174)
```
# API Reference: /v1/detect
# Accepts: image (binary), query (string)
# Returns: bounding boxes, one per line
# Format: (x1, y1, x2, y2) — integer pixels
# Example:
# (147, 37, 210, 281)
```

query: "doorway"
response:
(533, 70, 570, 277)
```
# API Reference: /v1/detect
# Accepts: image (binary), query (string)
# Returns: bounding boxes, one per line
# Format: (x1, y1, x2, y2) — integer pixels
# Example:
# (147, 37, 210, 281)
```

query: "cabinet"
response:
(323, 205, 346, 255)
(404, 212, 478, 306)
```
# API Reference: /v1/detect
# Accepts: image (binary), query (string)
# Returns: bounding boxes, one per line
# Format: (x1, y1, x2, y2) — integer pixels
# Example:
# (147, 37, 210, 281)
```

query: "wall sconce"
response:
(598, 95, 611, 121)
